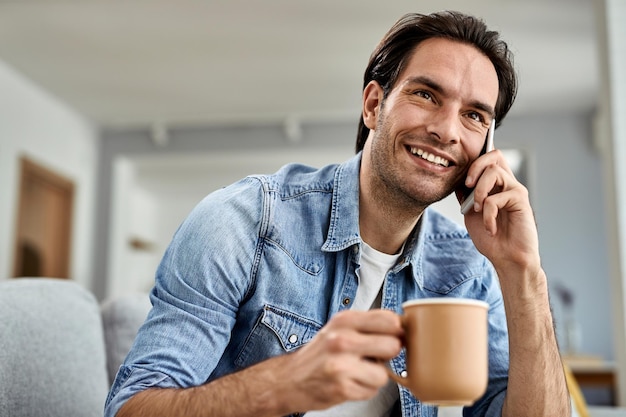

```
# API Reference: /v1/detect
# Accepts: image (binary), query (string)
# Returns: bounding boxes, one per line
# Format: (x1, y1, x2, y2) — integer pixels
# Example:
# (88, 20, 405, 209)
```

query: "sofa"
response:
(0, 278, 151, 417)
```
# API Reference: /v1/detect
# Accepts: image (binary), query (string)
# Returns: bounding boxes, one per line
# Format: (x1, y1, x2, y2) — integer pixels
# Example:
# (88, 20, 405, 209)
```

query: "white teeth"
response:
(410, 147, 450, 167)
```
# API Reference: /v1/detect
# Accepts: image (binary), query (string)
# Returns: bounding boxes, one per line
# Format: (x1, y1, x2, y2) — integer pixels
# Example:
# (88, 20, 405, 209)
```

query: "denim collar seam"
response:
(322, 155, 361, 252)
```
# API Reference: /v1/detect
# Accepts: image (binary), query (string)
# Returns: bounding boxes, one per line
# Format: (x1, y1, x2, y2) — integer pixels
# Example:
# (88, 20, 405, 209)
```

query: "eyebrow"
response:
(404, 75, 496, 119)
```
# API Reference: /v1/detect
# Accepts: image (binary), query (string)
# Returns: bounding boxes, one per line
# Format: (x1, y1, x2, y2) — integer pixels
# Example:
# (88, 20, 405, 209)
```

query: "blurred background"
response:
(0, 0, 624, 408)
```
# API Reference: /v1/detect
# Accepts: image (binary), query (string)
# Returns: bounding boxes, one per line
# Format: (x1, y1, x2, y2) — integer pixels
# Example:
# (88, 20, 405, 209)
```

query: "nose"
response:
(425, 107, 461, 145)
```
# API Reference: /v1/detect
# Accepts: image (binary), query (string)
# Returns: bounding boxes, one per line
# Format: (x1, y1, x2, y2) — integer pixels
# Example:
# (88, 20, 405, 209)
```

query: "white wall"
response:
(107, 156, 163, 298)
(596, 0, 626, 406)
(0, 60, 98, 290)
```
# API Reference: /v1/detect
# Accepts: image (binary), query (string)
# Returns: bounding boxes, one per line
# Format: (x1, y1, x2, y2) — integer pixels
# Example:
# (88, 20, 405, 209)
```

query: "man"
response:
(105, 11, 570, 417)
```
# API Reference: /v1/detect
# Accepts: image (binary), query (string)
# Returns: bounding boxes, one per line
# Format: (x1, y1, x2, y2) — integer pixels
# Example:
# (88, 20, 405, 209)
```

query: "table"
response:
(565, 356, 617, 405)
(573, 365, 616, 389)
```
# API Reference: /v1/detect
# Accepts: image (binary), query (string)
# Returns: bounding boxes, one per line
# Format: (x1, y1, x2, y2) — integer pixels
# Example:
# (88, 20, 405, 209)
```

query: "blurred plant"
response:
(552, 280, 580, 355)
(553, 281, 574, 309)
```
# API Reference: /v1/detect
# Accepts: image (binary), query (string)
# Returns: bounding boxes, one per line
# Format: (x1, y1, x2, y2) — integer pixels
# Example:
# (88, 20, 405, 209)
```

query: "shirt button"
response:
(352, 246, 358, 254)
(288, 334, 298, 344)
(400, 370, 408, 378)
(342, 297, 351, 306)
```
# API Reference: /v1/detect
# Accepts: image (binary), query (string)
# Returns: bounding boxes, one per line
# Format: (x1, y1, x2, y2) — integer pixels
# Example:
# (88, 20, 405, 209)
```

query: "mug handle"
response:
(387, 367, 408, 387)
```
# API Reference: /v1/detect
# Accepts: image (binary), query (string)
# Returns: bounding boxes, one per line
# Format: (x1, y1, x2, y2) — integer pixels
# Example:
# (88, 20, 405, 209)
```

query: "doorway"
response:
(13, 157, 74, 278)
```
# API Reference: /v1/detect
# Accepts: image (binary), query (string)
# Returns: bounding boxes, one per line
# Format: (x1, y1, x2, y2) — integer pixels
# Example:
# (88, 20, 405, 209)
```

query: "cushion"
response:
(0, 278, 109, 417)
(101, 293, 152, 384)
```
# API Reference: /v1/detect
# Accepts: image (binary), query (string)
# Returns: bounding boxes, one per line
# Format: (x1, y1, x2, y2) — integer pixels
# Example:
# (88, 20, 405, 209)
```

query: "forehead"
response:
(397, 37, 499, 106)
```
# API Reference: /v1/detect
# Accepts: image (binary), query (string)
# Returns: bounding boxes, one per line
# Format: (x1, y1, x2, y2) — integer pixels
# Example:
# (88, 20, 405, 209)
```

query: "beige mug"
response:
(388, 298, 489, 406)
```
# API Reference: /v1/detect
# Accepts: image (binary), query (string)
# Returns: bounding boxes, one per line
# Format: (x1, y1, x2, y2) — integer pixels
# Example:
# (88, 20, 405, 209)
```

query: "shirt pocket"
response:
(234, 305, 322, 369)
(421, 239, 486, 295)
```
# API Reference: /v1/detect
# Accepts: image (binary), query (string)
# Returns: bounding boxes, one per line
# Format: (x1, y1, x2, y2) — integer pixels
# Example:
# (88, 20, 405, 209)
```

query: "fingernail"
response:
(465, 176, 473, 186)
(474, 202, 480, 212)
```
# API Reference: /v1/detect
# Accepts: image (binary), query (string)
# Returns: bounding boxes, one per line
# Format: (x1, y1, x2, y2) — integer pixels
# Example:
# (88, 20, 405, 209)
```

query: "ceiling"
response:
(0, 0, 599, 130)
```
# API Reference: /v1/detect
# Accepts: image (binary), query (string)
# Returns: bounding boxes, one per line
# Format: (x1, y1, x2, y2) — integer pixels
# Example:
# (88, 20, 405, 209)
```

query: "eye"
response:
(414, 90, 433, 101)
(466, 111, 486, 123)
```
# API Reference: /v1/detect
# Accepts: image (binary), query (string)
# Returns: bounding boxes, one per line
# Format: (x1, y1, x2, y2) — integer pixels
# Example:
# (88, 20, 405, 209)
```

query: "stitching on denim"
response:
(263, 237, 324, 275)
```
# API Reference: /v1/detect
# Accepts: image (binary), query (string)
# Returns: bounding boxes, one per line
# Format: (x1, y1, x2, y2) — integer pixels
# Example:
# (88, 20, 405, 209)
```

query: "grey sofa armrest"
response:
(0, 278, 109, 417)
(101, 293, 152, 385)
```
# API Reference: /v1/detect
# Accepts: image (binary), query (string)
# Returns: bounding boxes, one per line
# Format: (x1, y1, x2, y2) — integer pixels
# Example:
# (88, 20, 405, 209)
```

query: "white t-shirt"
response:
(305, 242, 401, 417)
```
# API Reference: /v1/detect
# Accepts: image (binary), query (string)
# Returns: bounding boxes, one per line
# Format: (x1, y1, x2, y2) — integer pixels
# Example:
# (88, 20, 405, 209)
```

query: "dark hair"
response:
(356, 11, 517, 152)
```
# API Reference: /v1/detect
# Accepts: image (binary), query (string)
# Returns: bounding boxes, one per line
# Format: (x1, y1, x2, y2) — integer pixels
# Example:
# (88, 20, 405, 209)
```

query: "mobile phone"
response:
(459, 119, 496, 215)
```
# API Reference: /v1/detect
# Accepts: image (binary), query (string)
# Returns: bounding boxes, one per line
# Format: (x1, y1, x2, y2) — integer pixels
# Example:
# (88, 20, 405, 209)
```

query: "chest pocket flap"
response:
(262, 305, 321, 351)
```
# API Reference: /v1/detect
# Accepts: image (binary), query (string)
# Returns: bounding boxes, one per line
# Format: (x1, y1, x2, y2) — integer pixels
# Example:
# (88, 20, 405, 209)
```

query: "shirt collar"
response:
(321, 153, 362, 252)
(393, 211, 429, 288)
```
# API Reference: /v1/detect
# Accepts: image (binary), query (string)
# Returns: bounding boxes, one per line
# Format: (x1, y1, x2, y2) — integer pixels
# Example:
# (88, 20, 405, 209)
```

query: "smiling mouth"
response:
(409, 147, 450, 167)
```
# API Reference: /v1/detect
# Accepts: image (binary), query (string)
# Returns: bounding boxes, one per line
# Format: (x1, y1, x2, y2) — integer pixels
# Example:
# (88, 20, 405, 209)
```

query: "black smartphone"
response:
(459, 119, 495, 214)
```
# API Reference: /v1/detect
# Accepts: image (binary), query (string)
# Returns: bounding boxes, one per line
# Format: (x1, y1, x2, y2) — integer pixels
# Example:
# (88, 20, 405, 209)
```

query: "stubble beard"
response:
(368, 134, 428, 220)
(368, 115, 457, 219)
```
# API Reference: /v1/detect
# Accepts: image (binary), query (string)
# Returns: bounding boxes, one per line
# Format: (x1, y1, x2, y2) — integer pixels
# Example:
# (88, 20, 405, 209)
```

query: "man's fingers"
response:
(321, 354, 390, 390)
(326, 309, 403, 335)
(321, 328, 402, 360)
(470, 164, 513, 212)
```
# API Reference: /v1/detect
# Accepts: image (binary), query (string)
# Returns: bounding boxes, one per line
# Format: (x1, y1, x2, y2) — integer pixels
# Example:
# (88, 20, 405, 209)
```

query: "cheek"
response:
(467, 131, 489, 158)
(470, 142, 485, 158)
(384, 105, 426, 136)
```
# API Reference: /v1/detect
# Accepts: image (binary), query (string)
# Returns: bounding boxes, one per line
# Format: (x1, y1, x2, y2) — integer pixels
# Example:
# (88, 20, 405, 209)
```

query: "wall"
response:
(99, 110, 612, 364)
(107, 157, 164, 297)
(596, 0, 626, 406)
(497, 112, 611, 361)
(0, 60, 98, 290)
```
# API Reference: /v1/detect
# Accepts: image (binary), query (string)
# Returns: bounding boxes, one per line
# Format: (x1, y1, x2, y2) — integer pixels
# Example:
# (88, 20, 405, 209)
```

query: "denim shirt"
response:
(105, 153, 509, 417)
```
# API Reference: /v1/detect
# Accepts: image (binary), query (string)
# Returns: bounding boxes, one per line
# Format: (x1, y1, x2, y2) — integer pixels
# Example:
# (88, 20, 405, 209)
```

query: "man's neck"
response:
(358, 176, 423, 255)
(359, 202, 421, 255)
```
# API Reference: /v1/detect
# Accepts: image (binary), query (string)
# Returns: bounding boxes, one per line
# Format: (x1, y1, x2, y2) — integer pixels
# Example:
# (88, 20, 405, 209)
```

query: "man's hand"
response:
(460, 149, 540, 276)
(278, 309, 403, 412)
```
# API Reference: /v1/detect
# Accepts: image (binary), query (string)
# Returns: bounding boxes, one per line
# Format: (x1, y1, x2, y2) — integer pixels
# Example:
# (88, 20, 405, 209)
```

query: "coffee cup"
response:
(388, 298, 489, 406)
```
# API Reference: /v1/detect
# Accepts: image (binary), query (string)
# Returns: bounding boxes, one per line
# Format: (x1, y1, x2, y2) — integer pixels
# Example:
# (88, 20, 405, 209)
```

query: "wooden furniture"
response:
(564, 355, 618, 406)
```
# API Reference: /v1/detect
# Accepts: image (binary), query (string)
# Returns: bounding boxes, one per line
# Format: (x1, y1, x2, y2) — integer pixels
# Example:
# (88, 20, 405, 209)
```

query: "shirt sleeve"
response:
(466, 264, 510, 417)
(104, 176, 265, 416)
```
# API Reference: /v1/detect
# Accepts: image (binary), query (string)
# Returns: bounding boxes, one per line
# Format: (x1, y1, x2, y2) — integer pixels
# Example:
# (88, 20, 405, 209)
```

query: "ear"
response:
(362, 81, 383, 130)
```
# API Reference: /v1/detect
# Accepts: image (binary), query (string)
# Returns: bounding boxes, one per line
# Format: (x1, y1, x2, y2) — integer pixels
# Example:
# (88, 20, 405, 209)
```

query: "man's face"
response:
(363, 37, 499, 207)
